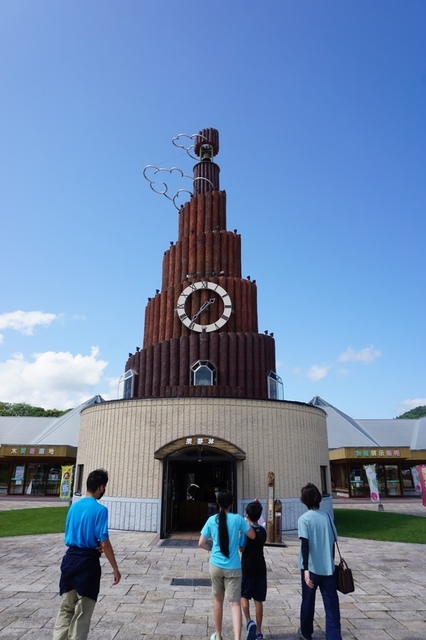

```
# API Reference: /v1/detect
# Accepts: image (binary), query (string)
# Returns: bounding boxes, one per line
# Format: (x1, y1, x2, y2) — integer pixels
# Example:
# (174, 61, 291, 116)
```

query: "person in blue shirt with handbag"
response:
(199, 489, 255, 640)
(297, 483, 342, 640)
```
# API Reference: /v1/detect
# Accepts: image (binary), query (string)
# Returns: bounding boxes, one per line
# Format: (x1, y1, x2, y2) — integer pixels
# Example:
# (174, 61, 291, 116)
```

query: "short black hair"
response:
(86, 468, 108, 493)
(246, 501, 262, 522)
(300, 483, 322, 509)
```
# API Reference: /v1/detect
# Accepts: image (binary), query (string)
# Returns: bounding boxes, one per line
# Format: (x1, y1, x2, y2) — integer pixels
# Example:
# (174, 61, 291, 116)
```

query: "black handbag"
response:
(335, 554, 355, 594)
(327, 513, 355, 594)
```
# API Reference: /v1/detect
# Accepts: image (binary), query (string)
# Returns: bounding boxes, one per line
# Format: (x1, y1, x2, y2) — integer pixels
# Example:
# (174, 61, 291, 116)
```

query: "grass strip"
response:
(0, 507, 68, 537)
(334, 508, 426, 544)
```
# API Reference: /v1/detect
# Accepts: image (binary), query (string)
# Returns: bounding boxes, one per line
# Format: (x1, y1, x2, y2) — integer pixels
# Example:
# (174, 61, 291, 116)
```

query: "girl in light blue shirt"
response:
(199, 490, 255, 640)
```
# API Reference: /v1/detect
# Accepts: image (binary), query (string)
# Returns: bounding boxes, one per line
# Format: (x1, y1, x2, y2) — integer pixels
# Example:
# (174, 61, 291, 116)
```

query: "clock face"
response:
(176, 281, 232, 332)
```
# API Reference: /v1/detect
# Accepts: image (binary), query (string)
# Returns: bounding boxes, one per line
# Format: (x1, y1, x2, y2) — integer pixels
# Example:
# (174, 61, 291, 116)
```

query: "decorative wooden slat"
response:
(162, 250, 169, 291)
(160, 341, 170, 390)
(152, 343, 161, 396)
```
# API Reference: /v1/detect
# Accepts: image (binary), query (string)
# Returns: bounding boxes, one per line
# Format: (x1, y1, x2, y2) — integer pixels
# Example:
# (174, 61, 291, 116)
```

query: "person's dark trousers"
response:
(300, 570, 342, 640)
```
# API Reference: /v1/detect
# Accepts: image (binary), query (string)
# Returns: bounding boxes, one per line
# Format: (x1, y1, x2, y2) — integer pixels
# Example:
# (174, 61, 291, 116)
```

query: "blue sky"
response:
(0, 1, 425, 418)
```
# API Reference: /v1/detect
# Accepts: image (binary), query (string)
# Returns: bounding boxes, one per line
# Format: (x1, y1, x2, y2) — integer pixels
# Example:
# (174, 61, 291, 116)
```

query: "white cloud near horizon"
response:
(0, 347, 108, 410)
(307, 364, 332, 381)
(338, 345, 382, 364)
(0, 310, 58, 337)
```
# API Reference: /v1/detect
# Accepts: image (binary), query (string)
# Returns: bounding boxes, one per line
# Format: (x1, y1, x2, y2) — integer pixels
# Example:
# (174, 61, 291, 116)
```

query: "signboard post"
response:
(266, 472, 275, 543)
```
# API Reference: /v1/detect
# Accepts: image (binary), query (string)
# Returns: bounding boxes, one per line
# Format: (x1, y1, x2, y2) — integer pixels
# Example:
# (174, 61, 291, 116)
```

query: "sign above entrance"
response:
(0, 444, 77, 458)
(329, 446, 411, 462)
(154, 435, 246, 460)
(355, 449, 401, 458)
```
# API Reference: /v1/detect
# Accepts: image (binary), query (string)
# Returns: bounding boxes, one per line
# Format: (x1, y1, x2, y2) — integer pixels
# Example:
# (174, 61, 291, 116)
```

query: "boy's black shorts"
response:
(241, 575, 267, 602)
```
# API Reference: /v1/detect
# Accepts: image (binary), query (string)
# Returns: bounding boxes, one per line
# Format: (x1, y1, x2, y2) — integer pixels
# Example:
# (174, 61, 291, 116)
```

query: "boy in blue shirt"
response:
(52, 468, 121, 640)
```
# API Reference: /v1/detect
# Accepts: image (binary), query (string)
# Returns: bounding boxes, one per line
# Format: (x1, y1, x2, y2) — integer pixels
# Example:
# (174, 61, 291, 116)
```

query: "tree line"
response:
(0, 402, 71, 417)
(396, 406, 426, 419)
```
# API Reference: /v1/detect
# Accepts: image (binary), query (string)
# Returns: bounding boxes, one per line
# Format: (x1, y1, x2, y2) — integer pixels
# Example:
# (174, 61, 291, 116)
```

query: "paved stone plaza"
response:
(0, 500, 425, 639)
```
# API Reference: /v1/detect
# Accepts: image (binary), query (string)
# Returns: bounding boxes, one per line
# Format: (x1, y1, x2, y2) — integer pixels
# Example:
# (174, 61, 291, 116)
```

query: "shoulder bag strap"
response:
(326, 511, 342, 562)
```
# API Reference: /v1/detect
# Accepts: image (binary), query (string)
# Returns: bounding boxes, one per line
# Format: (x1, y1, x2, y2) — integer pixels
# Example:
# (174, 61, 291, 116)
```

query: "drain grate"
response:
(171, 578, 211, 586)
(159, 539, 199, 548)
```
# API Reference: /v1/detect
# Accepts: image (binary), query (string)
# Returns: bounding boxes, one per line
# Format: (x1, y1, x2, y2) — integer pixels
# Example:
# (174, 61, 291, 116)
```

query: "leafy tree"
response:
(396, 405, 426, 419)
(0, 402, 71, 417)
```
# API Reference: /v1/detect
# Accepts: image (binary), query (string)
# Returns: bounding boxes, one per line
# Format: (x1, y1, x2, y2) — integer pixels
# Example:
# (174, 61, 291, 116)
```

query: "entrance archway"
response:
(160, 447, 236, 537)
(156, 434, 245, 538)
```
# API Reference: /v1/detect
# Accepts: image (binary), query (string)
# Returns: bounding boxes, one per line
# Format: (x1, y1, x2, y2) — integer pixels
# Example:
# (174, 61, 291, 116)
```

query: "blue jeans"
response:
(300, 569, 342, 640)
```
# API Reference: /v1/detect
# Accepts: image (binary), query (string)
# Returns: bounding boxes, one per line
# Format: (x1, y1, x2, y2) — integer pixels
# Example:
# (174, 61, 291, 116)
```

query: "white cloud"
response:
(0, 347, 108, 410)
(103, 376, 121, 402)
(338, 345, 382, 364)
(338, 368, 350, 377)
(307, 364, 331, 381)
(397, 398, 426, 415)
(0, 311, 58, 336)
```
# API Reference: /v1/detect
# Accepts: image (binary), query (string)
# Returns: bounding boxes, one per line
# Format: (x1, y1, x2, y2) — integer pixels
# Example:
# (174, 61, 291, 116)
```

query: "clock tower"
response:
(78, 126, 330, 538)
(124, 127, 280, 401)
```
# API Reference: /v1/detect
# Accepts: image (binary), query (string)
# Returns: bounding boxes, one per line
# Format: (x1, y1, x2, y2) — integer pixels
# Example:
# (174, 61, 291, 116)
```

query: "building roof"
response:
(0, 396, 104, 448)
(0, 416, 56, 446)
(2, 394, 425, 453)
(309, 396, 426, 451)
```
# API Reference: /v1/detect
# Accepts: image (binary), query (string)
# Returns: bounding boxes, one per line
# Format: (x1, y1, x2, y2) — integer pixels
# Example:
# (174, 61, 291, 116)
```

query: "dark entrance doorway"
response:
(161, 446, 235, 538)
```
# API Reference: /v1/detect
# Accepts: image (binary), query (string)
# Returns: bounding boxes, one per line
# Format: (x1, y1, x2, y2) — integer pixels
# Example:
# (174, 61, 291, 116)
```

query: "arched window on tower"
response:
(267, 371, 284, 400)
(191, 360, 217, 386)
(118, 369, 137, 399)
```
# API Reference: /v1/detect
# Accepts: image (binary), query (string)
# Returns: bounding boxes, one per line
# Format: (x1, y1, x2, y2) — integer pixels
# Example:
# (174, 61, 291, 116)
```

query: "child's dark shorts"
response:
(241, 575, 267, 602)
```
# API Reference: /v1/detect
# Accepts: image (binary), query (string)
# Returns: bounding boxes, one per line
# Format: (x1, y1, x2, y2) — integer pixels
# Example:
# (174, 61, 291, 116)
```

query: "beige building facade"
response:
(78, 398, 330, 536)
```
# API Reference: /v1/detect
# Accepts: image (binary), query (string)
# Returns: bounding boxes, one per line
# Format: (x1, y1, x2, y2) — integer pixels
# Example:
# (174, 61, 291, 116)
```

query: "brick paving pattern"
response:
(0, 499, 425, 638)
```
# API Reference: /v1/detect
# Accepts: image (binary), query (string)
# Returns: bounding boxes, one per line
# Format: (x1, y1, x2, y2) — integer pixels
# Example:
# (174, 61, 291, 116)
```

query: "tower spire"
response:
(193, 128, 220, 195)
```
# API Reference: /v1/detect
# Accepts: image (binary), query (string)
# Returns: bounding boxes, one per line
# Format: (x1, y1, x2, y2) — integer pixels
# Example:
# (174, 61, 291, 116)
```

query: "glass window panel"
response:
(191, 361, 216, 386)
(267, 371, 284, 400)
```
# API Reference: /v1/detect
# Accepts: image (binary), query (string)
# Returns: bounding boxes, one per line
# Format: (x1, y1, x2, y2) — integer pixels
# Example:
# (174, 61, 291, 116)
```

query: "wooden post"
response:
(266, 472, 275, 543)
(274, 499, 282, 543)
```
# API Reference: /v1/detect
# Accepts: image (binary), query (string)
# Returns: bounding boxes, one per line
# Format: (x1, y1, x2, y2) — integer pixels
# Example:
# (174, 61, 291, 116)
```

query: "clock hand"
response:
(192, 298, 215, 321)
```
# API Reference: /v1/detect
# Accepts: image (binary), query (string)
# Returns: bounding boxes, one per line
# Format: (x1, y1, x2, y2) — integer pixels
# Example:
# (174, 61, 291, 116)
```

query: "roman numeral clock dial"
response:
(176, 281, 232, 332)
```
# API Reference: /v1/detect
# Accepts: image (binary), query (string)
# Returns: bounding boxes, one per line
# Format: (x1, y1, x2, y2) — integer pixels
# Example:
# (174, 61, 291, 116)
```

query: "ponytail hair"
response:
(216, 489, 233, 558)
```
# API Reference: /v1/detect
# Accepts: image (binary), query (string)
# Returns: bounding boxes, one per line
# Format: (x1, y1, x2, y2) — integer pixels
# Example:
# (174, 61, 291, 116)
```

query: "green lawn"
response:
(334, 508, 426, 544)
(0, 507, 68, 537)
